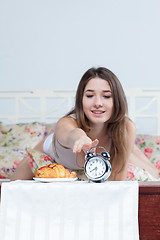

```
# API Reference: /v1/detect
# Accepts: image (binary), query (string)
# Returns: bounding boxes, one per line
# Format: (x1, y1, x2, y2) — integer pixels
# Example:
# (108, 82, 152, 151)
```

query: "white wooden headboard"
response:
(0, 89, 160, 135)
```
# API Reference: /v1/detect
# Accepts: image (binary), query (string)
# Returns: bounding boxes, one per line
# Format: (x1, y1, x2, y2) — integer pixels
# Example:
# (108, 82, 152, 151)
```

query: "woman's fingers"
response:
(73, 139, 99, 154)
(90, 139, 99, 153)
(73, 143, 91, 154)
(73, 142, 89, 153)
(91, 139, 99, 147)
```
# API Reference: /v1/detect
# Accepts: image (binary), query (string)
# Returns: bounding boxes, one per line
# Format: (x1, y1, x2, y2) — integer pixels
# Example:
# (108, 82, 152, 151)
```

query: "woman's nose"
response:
(94, 96, 103, 107)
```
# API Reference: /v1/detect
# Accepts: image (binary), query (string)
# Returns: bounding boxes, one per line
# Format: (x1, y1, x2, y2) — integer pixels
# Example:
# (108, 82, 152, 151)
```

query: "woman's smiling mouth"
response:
(91, 110, 105, 116)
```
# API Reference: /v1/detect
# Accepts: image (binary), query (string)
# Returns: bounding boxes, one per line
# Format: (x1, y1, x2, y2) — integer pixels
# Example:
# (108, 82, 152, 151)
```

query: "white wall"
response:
(0, 0, 160, 90)
(0, 0, 160, 134)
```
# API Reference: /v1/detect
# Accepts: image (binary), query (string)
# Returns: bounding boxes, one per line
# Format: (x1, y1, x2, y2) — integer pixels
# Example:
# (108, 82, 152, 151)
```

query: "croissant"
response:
(34, 163, 77, 178)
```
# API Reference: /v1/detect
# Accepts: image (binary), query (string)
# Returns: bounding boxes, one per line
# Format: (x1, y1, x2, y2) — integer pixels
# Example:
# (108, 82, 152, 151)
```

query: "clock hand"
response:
(90, 167, 98, 172)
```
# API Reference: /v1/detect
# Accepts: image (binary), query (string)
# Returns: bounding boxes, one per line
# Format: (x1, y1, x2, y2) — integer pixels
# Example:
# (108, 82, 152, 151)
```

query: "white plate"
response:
(33, 177, 77, 182)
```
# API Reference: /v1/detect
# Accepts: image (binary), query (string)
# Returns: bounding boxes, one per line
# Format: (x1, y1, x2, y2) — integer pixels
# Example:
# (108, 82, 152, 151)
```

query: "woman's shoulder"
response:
(56, 114, 77, 129)
(125, 117, 136, 135)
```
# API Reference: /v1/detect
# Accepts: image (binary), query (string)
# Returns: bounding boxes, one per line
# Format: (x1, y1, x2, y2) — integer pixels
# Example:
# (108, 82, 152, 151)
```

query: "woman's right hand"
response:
(73, 136, 99, 154)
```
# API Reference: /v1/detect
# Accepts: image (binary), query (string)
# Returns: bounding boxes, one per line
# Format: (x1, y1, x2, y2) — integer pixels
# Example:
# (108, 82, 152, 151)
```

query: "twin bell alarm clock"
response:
(84, 146, 112, 183)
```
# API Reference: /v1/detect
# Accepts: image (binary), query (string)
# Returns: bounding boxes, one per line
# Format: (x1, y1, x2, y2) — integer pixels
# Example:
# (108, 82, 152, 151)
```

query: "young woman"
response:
(11, 67, 159, 181)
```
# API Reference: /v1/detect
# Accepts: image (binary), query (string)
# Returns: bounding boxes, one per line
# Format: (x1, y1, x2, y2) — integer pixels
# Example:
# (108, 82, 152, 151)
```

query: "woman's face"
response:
(82, 77, 113, 126)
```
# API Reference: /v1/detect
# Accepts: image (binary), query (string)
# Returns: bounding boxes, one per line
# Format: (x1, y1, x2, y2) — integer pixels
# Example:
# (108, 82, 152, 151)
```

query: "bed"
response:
(0, 89, 160, 239)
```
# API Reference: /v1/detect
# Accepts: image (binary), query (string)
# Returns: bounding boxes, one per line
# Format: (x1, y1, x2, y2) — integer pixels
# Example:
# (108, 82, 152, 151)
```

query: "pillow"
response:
(26, 148, 54, 172)
(0, 147, 28, 178)
(135, 134, 160, 174)
(43, 123, 56, 138)
(0, 122, 3, 140)
(0, 147, 56, 179)
(0, 122, 46, 149)
(0, 122, 56, 178)
(126, 163, 158, 181)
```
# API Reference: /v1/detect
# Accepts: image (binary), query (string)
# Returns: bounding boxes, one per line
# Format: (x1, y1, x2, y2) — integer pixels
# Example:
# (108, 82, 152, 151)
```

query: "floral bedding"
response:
(0, 122, 160, 181)
(0, 122, 49, 178)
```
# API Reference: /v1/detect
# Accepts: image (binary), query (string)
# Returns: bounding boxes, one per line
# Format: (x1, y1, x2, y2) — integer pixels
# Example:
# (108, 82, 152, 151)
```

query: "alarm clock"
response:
(84, 146, 111, 183)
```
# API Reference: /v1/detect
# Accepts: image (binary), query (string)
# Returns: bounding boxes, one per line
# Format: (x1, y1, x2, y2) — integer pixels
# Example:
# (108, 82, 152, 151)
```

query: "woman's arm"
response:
(10, 117, 98, 180)
(115, 119, 136, 181)
(10, 156, 34, 180)
(55, 117, 99, 154)
(125, 118, 137, 156)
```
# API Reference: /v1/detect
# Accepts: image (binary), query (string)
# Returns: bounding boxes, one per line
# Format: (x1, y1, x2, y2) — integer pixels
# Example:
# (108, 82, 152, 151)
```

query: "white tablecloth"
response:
(0, 180, 139, 240)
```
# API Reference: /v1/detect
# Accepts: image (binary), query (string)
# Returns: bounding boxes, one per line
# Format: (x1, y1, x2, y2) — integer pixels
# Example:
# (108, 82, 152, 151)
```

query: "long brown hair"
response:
(68, 67, 128, 179)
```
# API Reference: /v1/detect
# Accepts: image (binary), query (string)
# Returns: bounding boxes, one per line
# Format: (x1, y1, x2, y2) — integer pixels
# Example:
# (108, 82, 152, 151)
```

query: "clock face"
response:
(85, 156, 107, 179)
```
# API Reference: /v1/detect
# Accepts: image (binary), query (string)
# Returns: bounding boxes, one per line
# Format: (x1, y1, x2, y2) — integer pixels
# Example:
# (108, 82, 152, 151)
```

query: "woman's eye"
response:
(104, 95, 111, 99)
(86, 95, 93, 98)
